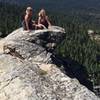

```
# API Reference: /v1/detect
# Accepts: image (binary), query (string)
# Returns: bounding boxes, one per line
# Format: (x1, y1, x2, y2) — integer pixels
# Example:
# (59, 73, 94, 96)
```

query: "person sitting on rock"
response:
(22, 7, 37, 32)
(38, 9, 51, 29)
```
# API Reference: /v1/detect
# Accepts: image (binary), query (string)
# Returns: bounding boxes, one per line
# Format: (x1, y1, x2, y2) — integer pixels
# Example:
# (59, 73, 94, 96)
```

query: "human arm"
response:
(37, 17, 46, 29)
(38, 17, 41, 25)
(25, 15, 30, 31)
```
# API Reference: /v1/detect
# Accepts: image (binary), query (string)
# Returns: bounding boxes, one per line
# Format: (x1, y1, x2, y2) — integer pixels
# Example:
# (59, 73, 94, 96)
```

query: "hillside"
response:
(1, 0, 100, 12)
(1, 1, 100, 36)
(0, 1, 100, 97)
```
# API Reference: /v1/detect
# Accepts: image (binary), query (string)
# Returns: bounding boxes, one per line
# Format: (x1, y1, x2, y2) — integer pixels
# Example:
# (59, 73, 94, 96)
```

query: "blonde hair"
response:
(38, 9, 46, 17)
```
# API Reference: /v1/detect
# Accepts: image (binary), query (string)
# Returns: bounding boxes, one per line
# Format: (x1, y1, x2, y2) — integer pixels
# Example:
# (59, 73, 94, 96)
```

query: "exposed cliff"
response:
(0, 26, 99, 100)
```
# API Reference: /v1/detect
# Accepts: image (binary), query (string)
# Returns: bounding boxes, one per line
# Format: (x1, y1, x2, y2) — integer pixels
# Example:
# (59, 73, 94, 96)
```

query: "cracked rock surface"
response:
(0, 26, 99, 100)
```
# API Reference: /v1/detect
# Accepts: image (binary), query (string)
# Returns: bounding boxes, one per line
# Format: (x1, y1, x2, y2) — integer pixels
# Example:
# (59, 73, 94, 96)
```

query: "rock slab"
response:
(0, 26, 99, 100)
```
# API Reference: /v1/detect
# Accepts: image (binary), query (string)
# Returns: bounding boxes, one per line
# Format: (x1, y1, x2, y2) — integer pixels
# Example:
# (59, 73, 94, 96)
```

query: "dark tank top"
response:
(22, 17, 35, 30)
(40, 18, 49, 28)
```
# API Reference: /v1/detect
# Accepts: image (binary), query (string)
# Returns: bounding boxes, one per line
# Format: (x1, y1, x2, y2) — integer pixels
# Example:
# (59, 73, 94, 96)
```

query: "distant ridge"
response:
(0, 0, 100, 12)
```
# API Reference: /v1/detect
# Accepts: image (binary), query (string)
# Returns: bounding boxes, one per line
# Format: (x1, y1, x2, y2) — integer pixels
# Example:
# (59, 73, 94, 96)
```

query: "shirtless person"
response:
(22, 7, 36, 32)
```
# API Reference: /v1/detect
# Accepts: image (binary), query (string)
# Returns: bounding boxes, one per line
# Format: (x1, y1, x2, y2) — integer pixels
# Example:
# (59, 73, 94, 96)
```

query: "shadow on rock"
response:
(51, 54, 93, 91)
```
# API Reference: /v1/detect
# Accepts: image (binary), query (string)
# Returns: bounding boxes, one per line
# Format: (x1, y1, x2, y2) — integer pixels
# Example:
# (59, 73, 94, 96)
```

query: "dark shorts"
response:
(22, 21, 35, 30)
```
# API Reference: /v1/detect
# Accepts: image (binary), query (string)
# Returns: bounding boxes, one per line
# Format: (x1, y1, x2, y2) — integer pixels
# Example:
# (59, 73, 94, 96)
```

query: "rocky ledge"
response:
(0, 26, 99, 100)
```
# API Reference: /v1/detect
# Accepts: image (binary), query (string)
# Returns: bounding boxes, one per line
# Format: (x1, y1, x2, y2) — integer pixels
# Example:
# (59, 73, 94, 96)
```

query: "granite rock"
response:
(0, 26, 99, 100)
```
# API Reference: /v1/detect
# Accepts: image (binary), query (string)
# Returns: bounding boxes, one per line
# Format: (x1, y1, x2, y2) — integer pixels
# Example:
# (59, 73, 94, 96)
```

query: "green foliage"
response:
(50, 14, 100, 85)
(0, 2, 26, 37)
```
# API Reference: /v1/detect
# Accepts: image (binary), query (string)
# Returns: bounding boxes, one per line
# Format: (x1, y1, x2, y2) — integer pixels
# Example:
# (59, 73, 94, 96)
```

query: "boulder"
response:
(0, 26, 99, 100)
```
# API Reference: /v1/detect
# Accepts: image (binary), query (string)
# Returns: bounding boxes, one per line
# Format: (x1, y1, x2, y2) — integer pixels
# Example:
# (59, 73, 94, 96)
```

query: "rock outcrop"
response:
(0, 26, 99, 100)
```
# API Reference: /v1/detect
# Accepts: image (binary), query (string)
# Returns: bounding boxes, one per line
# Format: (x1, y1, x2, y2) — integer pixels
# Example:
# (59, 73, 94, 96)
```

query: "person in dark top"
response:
(22, 7, 36, 32)
(38, 9, 51, 29)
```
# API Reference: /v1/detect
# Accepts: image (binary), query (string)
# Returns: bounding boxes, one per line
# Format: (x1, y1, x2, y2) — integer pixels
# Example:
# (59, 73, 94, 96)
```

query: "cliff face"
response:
(0, 26, 99, 100)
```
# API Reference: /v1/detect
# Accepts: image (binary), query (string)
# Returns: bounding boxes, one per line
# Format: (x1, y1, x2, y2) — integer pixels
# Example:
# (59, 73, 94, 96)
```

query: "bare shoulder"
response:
(25, 15, 29, 20)
(38, 16, 41, 19)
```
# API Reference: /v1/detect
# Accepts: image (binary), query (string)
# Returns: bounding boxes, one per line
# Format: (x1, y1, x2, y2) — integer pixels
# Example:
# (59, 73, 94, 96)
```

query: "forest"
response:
(0, 2, 100, 88)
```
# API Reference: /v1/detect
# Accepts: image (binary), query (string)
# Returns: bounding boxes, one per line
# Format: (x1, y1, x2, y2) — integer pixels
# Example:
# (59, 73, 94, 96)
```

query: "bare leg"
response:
(37, 24, 46, 29)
